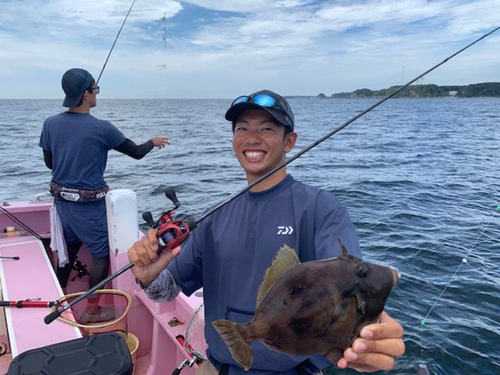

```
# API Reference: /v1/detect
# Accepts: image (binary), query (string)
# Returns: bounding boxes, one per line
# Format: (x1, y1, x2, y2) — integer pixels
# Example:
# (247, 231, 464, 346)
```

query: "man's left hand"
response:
(337, 311, 405, 373)
(151, 136, 170, 148)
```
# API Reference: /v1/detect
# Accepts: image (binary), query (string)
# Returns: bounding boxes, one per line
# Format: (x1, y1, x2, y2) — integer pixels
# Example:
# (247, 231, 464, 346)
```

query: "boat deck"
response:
(0, 199, 204, 374)
(0, 236, 81, 372)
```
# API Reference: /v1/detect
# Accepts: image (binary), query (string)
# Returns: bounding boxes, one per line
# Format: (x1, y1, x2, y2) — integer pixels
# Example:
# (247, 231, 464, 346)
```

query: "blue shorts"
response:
(55, 199, 110, 259)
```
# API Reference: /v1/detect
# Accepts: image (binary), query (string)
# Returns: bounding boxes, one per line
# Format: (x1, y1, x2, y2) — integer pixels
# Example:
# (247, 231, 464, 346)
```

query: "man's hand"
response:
(151, 137, 170, 148)
(127, 228, 180, 287)
(337, 311, 405, 372)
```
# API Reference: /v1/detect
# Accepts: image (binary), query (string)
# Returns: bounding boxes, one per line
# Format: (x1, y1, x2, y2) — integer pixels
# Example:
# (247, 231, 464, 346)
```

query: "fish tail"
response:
(212, 319, 253, 371)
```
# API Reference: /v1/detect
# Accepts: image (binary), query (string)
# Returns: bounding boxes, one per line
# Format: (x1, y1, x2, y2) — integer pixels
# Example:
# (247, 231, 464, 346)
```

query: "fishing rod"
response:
(2, 4, 138, 243)
(44, 189, 195, 324)
(44, 26, 500, 325)
(95, 0, 137, 85)
(0, 206, 43, 241)
(1, 299, 58, 308)
(2, 2, 139, 251)
(197, 26, 500, 222)
(42, 0, 139, 325)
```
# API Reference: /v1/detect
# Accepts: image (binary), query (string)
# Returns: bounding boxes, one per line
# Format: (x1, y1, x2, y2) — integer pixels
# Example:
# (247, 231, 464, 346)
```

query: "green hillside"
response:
(328, 82, 500, 98)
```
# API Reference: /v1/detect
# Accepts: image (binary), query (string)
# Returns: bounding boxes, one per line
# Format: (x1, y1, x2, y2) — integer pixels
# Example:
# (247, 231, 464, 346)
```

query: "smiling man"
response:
(128, 89, 405, 374)
(230, 107, 296, 191)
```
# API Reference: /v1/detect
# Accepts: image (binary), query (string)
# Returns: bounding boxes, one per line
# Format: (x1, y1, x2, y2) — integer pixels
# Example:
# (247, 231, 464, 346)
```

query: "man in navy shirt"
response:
(40, 68, 168, 318)
(128, 90, 405, 373)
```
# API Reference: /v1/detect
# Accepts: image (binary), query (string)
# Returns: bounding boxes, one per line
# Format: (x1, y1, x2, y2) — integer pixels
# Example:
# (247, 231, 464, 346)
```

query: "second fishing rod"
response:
(44, 26, 499, 325)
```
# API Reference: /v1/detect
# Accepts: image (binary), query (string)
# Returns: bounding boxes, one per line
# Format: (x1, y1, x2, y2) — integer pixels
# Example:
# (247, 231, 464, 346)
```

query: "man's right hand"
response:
(127, 228, 180, 288)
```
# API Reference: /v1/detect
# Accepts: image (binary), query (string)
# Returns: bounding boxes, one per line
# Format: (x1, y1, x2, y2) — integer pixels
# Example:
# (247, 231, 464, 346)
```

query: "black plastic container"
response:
(7, 332, 133, 375)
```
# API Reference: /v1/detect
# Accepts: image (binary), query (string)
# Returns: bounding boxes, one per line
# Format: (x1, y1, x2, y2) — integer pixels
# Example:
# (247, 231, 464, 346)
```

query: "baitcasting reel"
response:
(142, 188, 197, 251)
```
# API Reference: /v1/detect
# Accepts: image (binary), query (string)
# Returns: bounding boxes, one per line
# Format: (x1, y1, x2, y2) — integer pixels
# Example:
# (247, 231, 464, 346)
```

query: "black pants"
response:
(56, 242, 110, 289)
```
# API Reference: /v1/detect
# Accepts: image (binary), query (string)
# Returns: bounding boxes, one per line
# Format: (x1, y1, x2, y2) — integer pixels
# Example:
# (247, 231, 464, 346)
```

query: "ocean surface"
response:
(1, 98, 499, 375)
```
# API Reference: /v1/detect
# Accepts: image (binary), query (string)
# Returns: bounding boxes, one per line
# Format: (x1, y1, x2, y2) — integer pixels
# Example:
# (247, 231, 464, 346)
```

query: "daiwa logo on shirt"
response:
(277, 226, 294, 235)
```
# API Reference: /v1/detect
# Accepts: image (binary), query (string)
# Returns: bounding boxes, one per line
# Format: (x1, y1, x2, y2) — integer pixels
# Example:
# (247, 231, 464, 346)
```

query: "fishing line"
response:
(95, 0, 138, 85)
(45, 26, 500, 326)
(415, 205, 499, 374)
(419, 205, 500, 327)
(162, 12, 167, 48)
(354, 189, 498, 370)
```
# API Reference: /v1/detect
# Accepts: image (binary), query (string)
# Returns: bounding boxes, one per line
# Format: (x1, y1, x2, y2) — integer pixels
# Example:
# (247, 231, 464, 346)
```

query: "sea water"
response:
(1, 98, 499, 375)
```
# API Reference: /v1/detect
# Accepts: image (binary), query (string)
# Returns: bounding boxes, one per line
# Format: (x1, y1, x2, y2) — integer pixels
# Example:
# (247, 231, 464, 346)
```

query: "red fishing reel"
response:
(156, 211, 195, 250)
(142, 188, 197, 251)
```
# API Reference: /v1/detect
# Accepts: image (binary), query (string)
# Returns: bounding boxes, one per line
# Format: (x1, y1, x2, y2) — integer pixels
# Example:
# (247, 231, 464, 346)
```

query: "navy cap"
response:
(225, 90, 295, 131)
(61, 68, 93, 108)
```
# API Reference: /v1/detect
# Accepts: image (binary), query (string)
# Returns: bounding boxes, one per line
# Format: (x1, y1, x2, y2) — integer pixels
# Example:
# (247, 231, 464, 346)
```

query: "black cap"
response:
(61, 68, 93, 108)
(225, 90, 295, 131)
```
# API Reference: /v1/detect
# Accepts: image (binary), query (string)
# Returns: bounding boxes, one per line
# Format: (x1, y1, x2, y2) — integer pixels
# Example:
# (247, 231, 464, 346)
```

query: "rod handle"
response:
(44, 310, 60, 325)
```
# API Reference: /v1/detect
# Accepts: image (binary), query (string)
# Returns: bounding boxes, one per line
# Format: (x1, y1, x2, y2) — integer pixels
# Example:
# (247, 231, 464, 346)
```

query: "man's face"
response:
(232, 109, 297, 181)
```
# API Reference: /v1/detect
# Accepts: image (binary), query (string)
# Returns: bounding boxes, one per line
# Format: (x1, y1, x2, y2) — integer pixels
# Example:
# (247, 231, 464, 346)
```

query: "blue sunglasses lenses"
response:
(230, 93, 293, 130)
(232, 94, 276, 108)
(252, 94, 276, 107)
(232, 96, 249, 105)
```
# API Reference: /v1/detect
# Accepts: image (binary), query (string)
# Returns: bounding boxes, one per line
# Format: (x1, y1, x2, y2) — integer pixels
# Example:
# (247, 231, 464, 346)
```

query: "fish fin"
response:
(336, 235, 348, 258)
(356, 293, 366, 315)
(336, 235, 361, 262)
(256, 244, 300, 307)
(324, 349, 343, 364)
(213, 319, 253, 371)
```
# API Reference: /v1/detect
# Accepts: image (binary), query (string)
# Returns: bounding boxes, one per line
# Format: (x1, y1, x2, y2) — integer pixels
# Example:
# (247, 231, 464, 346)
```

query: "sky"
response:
(0, 0, 498, 99)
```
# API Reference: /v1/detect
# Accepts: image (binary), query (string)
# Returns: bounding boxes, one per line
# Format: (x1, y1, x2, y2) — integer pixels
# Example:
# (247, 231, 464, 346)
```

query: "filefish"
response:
(213, 241, 400, 371)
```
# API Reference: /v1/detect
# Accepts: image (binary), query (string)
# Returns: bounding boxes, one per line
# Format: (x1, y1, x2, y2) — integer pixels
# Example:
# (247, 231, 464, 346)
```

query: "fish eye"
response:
(355, 263, 369, 277)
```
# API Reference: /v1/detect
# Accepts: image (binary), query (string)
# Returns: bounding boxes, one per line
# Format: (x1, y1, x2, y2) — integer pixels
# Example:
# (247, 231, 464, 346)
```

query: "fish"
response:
(212, 240, 400, 371)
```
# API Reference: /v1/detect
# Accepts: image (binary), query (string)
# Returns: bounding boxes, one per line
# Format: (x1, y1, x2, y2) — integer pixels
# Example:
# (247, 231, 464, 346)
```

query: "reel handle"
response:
(165, 188, 181, 209)
(142, 211, 156, 227)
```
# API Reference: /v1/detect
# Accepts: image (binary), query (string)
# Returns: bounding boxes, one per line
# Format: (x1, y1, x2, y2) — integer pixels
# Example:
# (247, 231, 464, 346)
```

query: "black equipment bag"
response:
(7, 332, 133, 375)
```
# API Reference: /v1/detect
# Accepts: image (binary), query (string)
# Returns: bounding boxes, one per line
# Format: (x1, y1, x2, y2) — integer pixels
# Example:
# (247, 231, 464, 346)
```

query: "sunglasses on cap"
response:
(231, 94, 294, 129)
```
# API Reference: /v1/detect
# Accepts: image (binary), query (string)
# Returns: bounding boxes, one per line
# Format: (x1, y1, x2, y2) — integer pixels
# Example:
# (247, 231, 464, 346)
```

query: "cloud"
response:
(180, 0, 315, 12)
(184, 1, 499, 73)
(0, 0, 182, 42)
(0, 0, 498, 98)
(446, 0, 500, 35)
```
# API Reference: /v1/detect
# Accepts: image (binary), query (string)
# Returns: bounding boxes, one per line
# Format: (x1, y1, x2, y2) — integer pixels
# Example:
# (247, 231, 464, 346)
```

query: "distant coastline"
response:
(312, 82, 500, 99)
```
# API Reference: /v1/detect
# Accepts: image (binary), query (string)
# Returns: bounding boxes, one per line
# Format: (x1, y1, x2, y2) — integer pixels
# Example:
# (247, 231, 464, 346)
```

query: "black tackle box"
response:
(7, 332, 133, 375)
